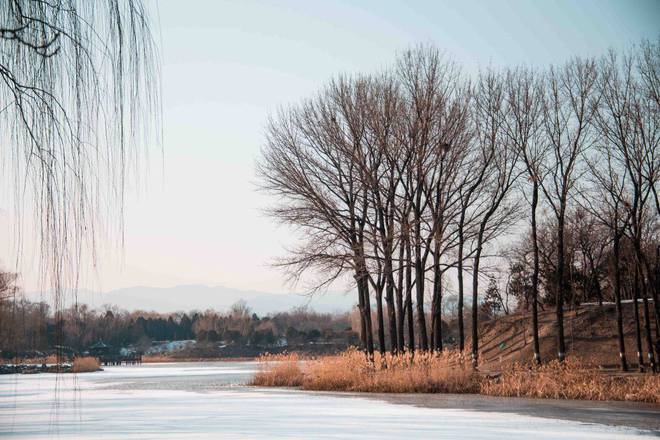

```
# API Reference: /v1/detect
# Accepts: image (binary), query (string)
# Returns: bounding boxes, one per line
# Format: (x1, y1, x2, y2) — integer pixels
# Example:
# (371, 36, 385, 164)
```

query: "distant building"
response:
(275, 338, 288, 347)
(89, 340, 111, 358)
(146, 340, 195, 355)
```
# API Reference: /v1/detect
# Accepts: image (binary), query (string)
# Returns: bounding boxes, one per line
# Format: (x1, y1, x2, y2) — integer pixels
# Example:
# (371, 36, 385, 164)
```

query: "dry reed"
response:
(72, 356, 101, 373)
(251, 353, 305, 387)
(250, 349, 659, 402)
(250, 348, 479, 393)
(481, 358, 660, 403)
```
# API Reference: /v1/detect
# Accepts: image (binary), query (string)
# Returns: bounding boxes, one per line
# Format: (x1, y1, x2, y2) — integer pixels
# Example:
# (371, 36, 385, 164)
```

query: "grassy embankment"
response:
(250, 349, 659, 402)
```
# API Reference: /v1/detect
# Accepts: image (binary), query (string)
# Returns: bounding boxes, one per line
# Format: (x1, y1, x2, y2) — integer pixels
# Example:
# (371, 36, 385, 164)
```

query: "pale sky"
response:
(1, 0, 659, 295)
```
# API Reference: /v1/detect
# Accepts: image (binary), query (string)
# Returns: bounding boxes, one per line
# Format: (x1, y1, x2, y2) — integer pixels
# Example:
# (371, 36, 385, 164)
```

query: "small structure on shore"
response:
(89, 340, 111, 358)
(53, 345, 77, 362)
(89, 340, 142, 366)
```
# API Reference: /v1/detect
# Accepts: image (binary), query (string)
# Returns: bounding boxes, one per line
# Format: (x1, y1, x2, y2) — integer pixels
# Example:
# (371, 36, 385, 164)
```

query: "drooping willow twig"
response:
(0, 0, 160, 324)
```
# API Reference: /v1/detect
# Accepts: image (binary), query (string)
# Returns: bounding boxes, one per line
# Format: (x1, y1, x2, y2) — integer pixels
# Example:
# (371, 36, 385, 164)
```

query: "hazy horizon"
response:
(23, 283, 357, 315)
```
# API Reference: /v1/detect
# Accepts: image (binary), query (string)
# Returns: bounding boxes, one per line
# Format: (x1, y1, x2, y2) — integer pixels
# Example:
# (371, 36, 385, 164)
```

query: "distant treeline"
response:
(0, 293, 358, 357)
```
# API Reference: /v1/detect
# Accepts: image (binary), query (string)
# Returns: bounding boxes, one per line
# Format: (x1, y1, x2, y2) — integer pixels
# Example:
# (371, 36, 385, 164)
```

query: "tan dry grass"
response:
(250, 353, 305, 387)
(250, 349, 659, 402)
(250, 348, 479, 393)
(72, 356, 101, 373)
(481, 358, 660, 403)
(44, 354, 59, 364)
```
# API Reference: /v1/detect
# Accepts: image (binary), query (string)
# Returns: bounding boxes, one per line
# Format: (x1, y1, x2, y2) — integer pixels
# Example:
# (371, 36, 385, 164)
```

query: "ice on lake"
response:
(0, 362, 656, 439)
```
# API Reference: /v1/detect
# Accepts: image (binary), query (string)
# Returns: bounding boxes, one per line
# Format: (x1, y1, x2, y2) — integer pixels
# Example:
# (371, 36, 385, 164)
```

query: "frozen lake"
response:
(1, 362, 658, 439)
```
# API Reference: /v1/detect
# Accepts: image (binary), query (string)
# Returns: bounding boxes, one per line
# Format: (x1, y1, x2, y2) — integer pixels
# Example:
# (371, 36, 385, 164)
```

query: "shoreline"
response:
(250, 351, 660, 404)
(1, 357, 256, 373)
(247, 381, 660, 412)
(142, 356, 257, 363)
(347, 392, 660, 432)
(0, 363, 102, 375)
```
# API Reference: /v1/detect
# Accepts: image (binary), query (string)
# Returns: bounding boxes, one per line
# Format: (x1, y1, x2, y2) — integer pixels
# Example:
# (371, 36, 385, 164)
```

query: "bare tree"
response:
(395, 47, 462, 350)
(469, 69, 522, 366)
(594, 49, 658, 371)
(258, 77, 378, 356)
(363, 75, 404, 354)
(538, 58, 598, 362)
(502, 67, 546, 364)
(455, 106, 495, 352)
(421, 76, 471, 352)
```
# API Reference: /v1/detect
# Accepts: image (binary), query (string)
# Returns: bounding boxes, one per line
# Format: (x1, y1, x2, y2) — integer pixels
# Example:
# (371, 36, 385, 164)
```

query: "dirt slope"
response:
(466, 302, 658, 371)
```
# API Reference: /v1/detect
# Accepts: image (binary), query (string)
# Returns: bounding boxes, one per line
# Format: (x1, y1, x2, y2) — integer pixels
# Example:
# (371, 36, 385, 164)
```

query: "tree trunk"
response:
(355, 255, 374, 358)
(556, 211, 567, 362)
(363, 278, 375, 359)
(384, 253, 398, 355)
(378, 195, 398, 355)
(632, 270, 645, 372)
(375, 286, 386, 356)
(471, 238, 484, 367)
(457, 216, 465, 351)
(357, 279, 367, 351)
(612, 231, 628, 372)
(530, 180, 541, 364)
(415, 255, 428, 351)
(396, 243, 405, 353)
(405, 239, 415, 351)
(594, 274, 603, 307)
(641, 251, 660, 340)
(413, 183, 428, 351)
(431, 243, 443, 352)
(413, 232, 428, 351)
(639, 265, 657, 372)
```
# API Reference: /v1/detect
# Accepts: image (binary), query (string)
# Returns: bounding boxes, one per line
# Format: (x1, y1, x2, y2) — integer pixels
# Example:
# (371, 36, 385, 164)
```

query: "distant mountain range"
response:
(26, 284, 356, 315)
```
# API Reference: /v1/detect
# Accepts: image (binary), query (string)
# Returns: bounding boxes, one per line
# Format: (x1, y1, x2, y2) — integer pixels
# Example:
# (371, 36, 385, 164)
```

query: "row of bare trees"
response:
(258, 41, 659, 371)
